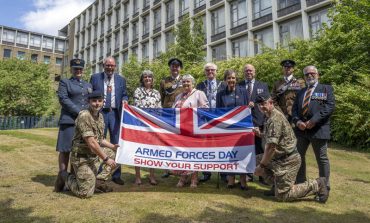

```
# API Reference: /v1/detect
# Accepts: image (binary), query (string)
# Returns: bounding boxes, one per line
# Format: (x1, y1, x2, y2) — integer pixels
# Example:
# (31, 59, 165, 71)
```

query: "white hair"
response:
(182, 74, 196, 85)
(203, 62, 217, 70)
(303, 65, 318, 74)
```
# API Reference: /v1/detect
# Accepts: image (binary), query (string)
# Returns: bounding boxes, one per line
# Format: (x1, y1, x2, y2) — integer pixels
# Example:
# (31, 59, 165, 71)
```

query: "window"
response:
(143, 15, 150, 35)
(99, 41, 104, 56)
(76, 17, 81, 31)
(153, 36, 161, 58)
(94, 25, 98, 39)
(44, 55, 51, 64)
(212, 43, 226, 61)
(122, 51, 129, 63)
(142, 41, 149, 59)
(114, 55, 119, 72)
(279, 18, 303, 47)
(232, 36, 248, 57)
(230, 0, 247, 28)
(86, 48, 90, 63)
(101, 0, 105, 12)
(132, 22, 138, 40)
(81, 33, 85, 47)
(95, 3, 98, 19)
(194, 0, 205, 8)
(101, 19, 105, 34)
(16, 51, 26, 60)
(56, 57, 63, 65)
(166, 1, 174, 23)
(114, 32, 120, 49)
(252, 0, 272, 19)
(115, 8, 120, 25)
(43, 37, 53, 49)
(254, 27, 274, 54)
(211, 7, 225, 35)
(143, 0, 150, 8)
(123, 27, 129, 44)
(17, 32, 28, 45)
(108, 14, 112, 29)
(309, 9, 330, 38)
(165, 31, 175, 49)
(93, 45, 97, 58)
(133, 0, 139, 14)
(31, 54, 38, 62)
(179, 0, 189, 16)
(123, 2, 130, 19)
(3, 49, 12, 58)
(153, 8, 161, 29)
(89, 7, 93, 22)
(55, 40, 65, 51)
(106, 37, 112, 54)
(3, 29, 15, 42)
(30, 35, 41, 47)
(202, 15, 207, 38)
(132, 46, 138, 57)
(278, 0, 300, 9)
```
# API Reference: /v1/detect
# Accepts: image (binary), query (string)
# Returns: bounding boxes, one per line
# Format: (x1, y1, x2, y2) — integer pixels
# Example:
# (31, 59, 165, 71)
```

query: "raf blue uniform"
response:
(292, 83, 335, 188)
(90, 72, 128, 180)
(56, 64, 91, 152)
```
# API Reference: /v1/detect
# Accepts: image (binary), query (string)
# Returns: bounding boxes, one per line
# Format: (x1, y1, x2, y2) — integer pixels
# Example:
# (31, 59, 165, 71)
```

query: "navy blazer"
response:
(90, 72, 128, 115)
(238, 80, 269, 127)
(292, 83, 335, 139)
(216, 85, 248, 108)
(58, 77, 92, 125)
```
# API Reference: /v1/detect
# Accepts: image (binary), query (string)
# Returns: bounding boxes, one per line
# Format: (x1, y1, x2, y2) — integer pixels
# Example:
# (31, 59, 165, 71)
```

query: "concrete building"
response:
(64, 0, 332, 74)
(0, 25, 66, 82)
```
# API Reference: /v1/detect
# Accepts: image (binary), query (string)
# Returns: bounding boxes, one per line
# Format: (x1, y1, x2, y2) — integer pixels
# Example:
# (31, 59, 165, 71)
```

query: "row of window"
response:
(2, 49, 63, 65)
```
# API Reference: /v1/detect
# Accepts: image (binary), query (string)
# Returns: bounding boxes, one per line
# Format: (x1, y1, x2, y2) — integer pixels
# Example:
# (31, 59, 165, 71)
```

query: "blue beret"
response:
(280, 59, 296, 67)
(88, 91, 103, 99)
(70, 59, 85, 68)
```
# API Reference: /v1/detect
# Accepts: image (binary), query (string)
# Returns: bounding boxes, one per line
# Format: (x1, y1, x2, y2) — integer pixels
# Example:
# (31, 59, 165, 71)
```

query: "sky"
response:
(0, 0, 95, 36)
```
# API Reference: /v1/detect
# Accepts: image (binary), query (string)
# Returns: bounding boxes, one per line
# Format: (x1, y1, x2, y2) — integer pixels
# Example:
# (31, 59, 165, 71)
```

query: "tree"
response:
(0, 59, 54, 116)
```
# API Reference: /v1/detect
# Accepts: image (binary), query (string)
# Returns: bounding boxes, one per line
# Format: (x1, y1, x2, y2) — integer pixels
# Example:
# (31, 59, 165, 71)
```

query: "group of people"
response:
(54, 56, 335, 204)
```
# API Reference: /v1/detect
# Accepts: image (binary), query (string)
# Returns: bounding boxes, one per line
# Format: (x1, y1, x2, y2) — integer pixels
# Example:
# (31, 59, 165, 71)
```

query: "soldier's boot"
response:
(316, 177, 329, 203)
(54, 170, 69, 192)
(264, 185, 275, 196)
(96, 179, 113, 193)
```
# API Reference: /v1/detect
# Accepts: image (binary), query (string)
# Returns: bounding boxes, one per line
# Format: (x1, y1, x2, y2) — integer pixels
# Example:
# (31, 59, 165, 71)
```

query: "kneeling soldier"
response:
(55, 91, 119, 198)
(253, 92, 328, 203)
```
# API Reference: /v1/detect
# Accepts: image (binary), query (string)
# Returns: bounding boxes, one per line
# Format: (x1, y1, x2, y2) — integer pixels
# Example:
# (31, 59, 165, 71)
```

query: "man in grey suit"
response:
(292, 65, 335, 196)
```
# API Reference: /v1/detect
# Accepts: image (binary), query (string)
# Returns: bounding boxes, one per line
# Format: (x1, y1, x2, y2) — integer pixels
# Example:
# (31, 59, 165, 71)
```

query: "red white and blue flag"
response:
(116, 104, 256, 173)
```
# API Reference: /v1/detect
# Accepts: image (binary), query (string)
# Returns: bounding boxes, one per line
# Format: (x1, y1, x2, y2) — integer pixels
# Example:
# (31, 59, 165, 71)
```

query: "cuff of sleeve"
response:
(82, 131, 95, 138)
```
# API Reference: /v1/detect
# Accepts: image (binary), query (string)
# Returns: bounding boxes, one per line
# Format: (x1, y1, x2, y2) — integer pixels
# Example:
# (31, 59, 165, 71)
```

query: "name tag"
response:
(311, 93, 327, 100)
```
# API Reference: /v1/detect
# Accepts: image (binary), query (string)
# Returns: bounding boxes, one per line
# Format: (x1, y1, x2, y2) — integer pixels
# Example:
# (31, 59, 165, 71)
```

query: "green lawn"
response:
(0, 128, 369, 223)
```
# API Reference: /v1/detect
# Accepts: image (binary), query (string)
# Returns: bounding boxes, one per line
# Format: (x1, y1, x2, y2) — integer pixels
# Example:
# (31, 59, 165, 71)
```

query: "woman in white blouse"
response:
(133, 70, 161, 185)
(172, 74, 209, 188)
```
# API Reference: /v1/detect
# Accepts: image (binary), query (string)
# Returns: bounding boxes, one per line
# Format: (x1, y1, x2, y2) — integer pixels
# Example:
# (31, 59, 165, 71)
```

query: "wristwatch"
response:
(103, 156, 109, 162)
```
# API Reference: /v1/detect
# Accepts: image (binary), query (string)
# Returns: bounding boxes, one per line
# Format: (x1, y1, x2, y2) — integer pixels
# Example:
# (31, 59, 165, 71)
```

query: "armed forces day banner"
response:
(116, 104, 256, 173)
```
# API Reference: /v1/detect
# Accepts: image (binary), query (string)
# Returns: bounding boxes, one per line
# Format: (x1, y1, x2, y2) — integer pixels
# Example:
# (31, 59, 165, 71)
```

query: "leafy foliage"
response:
(0, 59, 54, 116)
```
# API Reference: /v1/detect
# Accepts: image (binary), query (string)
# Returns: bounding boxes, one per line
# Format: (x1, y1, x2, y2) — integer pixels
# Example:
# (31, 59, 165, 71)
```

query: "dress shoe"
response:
(112, 178, 125, 185)
(264, 186, 275, 196)
(246, 173, 254, 182)
(199, 174, 211, 182)
(149, 179, 158, 186)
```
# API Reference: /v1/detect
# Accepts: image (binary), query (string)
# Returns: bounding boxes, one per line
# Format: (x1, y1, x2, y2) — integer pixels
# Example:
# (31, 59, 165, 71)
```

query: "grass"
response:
(0, 128, 369, 222)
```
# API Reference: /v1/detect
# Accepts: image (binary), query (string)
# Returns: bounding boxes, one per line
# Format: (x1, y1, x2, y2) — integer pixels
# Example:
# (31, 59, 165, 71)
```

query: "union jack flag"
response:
(116, 104, 256, 173)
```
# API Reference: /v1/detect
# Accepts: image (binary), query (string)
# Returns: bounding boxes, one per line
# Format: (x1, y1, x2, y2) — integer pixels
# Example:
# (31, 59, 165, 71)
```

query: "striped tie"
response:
(302, 85, 314, 116)
(247, 81, 252, 99)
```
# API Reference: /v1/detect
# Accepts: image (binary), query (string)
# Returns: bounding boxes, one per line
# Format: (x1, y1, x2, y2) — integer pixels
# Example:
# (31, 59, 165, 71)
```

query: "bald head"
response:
(244, 64, 256, 81)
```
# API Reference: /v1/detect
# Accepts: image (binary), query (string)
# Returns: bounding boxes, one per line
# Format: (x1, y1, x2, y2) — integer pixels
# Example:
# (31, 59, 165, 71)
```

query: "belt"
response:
(72, 152, 97, 158)
(101, 107, 117, 112)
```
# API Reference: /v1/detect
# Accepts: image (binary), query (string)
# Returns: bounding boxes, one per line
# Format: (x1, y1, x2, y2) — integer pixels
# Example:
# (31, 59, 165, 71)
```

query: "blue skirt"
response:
(56, 124, 75, 152)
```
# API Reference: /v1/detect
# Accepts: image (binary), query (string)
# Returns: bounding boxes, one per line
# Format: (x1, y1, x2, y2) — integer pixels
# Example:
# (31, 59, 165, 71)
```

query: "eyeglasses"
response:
(205, 69, 216, 72)
(304, 72, 317, 76)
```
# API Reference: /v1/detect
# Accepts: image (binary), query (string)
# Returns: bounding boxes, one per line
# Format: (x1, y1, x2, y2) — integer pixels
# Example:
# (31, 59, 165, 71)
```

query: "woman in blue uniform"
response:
(55, 59, 92, 192)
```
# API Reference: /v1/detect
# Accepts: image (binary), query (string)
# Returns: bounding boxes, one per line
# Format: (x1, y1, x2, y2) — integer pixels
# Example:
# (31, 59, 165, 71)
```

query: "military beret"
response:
(168, 58, 183, 68)
(280, 59, 296, 67)
(255, 92, 271, 104)
(88, 91, 103, 99)
(70, 58, 85, 68)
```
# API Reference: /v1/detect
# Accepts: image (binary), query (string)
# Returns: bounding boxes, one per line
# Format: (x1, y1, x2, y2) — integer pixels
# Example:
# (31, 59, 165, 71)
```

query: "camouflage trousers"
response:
(66, 147, 118, 198)
(256, 152, 319, 201)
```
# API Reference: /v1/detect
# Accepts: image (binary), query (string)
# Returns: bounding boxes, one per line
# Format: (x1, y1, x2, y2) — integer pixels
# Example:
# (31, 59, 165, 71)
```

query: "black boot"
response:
(316, 177, 329, 203)
(263, 185, 275, 196)
(54, 171, 68, 192)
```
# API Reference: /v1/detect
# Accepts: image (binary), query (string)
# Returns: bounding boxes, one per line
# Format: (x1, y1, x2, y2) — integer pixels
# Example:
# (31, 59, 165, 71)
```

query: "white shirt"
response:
(285, 74, 293, 83)
(103, 73, 116, 108)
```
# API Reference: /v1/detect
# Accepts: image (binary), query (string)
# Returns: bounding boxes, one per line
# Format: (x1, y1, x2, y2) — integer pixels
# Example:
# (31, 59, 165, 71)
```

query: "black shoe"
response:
(199, 174, 211, 182)
(247, 173, 254, 182)
(54, 171, 68, 192)
(227, 184, 235, 189)
(316, 177, 329, 203)
(112, 178, 125, 185)
(240, 185, 248, 191)
(259, 177, 268, 185)
(161, 172, 171, 178)
(264, 186, 275, 196)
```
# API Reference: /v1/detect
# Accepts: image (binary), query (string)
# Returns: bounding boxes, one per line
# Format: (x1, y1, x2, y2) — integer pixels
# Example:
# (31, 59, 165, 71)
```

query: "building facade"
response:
(0, 25, 66, 82)
(64, 0, 331, 74)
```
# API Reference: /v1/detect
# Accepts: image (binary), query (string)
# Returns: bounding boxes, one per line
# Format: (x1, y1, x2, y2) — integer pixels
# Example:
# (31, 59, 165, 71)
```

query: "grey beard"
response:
(306, 79, 317, 86)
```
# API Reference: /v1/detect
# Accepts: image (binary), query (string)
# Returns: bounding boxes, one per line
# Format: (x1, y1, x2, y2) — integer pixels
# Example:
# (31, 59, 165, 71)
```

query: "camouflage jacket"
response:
(160, 75, 184, 108)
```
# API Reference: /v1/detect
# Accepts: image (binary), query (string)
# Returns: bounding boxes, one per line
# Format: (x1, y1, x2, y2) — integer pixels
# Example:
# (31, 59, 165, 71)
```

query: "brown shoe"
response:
(96, 179, 113, 193)
(54, 171, 67, 192)
(316, 177, 329, 203)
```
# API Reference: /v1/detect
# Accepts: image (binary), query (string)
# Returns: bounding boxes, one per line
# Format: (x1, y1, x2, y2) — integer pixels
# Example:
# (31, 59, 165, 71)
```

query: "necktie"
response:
(302, 85, 314, 116)
(105, 77, 112, 108)
(247, 81, 252, 99)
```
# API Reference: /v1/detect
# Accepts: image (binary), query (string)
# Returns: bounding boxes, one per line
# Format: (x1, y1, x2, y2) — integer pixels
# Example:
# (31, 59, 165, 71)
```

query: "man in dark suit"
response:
(196, 62, 224, 182)
(239, 64, 269, 186)
(90, 56, 128, 185)
(292, 65, 335, 195)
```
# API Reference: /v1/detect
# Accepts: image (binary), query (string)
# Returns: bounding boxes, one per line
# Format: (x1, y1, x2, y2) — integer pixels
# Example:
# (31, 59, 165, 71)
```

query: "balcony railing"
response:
(277, 3, 301, 18)
(230, 23, 248, 35)
(306, 0, 327, 7)
(211, 31, 226, 42)
(252, 13, 272, 27)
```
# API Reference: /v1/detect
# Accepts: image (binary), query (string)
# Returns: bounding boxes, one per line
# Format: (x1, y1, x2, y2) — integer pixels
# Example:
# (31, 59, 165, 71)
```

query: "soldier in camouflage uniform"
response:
(271, 60, 305, 123)
(253, 92, 328, 202)
(160, 58, 184, 178)
(160, 58, 184, 108)
(55, 91, 120, 198)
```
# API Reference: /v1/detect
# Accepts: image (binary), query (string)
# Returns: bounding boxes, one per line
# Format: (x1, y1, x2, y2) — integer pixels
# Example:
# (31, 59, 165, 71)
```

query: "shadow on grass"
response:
(31, 174, 56, 187)
(0, 199, 53, 223)
(351, 178, 370, 184)
(140, 203, 370, 223)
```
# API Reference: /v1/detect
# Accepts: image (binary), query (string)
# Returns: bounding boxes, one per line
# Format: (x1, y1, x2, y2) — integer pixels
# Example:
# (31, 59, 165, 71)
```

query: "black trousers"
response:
(296, 135, 330, 187)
